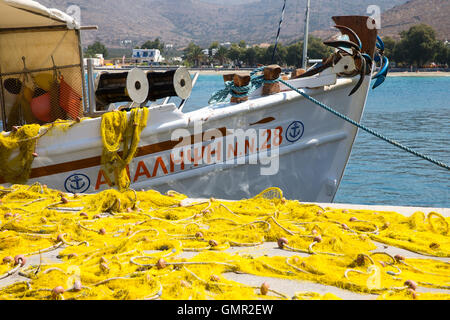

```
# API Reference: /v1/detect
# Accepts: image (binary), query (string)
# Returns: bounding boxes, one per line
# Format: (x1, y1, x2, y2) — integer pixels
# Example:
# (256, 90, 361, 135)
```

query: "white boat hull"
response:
(1, 75, 370, 202)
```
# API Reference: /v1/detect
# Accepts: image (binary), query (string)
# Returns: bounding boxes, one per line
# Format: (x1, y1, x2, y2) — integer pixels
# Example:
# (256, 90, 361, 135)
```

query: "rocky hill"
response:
(380, 0, 450, 40)
(37, 0, 410, 47)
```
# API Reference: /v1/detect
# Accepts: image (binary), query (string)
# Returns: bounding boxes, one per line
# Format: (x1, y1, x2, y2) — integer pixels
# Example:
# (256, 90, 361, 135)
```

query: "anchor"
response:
(372, 36, 390, 89)
(288, 122, 302, 140)
(68, 175, 86, 191)
(296, 24, 369, 96)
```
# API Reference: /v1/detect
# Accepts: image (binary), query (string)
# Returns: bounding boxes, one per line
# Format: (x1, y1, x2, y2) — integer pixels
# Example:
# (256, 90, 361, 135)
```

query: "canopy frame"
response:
(0, 24, 87, 130)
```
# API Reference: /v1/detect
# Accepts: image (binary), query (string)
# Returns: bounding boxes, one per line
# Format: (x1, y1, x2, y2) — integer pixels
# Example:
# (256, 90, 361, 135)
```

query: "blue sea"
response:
(181, 75, 450, 208)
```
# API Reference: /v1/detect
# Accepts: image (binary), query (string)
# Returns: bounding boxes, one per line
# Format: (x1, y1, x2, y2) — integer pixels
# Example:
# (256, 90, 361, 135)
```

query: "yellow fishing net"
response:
(0, 125, 41, 184)
(0, 185, 448, 300)
(0, 119, 86, 185)
(100, 108, 149, 192)
(0, 106, 148, 190)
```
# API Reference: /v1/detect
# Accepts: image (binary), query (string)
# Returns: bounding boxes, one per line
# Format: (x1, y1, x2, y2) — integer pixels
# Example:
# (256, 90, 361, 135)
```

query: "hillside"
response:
(37, 0, 408, 48)
(380, 0, 450, 40)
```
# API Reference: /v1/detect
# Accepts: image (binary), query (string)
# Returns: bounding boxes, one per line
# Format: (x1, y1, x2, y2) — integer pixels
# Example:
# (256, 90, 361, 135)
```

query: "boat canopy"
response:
(0, 0, 79, 29)
(0, 0, 85, 131)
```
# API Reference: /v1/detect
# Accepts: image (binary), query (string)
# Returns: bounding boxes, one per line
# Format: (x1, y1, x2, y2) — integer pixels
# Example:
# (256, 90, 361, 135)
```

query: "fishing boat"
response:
(0, 0, 389, 202)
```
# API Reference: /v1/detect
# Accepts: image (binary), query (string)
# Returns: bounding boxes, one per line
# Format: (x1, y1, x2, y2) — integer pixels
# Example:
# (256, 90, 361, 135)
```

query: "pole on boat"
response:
(86, 58, 97, 115)
(301, 0, 311, 69)
(0, 65, 7, 130)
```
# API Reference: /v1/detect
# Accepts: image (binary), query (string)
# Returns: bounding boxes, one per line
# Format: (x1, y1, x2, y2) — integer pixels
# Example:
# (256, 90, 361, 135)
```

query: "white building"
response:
(132, 49, 163, 64)
(202, 48, 218, 57)
(83, 54, 104, 67)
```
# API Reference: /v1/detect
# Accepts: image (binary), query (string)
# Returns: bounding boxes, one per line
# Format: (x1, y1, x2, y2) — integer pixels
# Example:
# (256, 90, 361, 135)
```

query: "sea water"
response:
(182, 75, 450, 208)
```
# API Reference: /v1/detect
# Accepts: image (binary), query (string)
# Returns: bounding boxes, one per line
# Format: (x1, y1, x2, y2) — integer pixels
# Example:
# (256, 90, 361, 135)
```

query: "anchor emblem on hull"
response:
(286, 121, 305, 143)
(64, 174, 90, 194)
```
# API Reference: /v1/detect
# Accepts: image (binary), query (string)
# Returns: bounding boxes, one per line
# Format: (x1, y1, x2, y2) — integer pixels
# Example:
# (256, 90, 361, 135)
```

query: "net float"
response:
(2, 256, 13, 264)
(210, 275, 220, 282)
(14, 255, 26, 267)
(156, 258, 167, 269)
(277, 237, 288, 249)
(52, 286, 65, 298)
(195, 232, 204, 239)
(407, 288, 418, 300)
(209, 240, 218, 247)
(260, 282, 270, 295)
(404, 280, 417, 290)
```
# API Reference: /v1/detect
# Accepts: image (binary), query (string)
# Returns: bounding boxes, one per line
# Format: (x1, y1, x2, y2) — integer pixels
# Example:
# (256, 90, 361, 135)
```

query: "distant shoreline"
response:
(96, 67, 450, 77)
(387, 72, 450, 77)
(189, 70, 450, 77)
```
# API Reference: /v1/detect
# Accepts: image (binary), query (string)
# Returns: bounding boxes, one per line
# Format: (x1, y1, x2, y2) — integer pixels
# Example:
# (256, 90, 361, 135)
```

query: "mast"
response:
(301, 0, 311, 68)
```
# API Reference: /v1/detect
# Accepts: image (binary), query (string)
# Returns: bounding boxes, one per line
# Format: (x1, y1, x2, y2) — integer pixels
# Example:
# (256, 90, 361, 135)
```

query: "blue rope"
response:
(208, 67, 269, 104)
(208, 66, 450, 171)
(278, 78, 450, 171)
(272, 0, 287, 64)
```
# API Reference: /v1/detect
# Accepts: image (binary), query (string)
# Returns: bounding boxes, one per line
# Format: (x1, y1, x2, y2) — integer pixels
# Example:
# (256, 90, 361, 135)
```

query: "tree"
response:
(273, 44, 288, 66)
(243, 47, 257, 67)
(382, 36, 396, 60)
(227, 44, 242, 65)
(85, 41, 108, 58)
(183, 42, 204, 67)
(141, 38, 165, 52)
(209, 41, 219, 50)
(392, 40, 409, 66)
(307, 36, 333, 60)
(397, 24, 438, 67)
(238, 40, 247, 49)
(286, 42, 303, 67)
(214, 46, 228, 65)
(433, 41, 449, 65)
(208, 41, 219, 58)
(254, 46, 268, 65)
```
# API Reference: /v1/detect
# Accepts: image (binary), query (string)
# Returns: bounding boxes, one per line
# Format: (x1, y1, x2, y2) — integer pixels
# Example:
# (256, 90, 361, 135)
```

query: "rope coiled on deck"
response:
(208, 67, 280, 104)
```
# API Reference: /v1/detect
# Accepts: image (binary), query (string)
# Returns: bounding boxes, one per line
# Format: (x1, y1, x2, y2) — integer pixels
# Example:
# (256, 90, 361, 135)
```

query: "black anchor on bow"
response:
(297, 25, 373, 96)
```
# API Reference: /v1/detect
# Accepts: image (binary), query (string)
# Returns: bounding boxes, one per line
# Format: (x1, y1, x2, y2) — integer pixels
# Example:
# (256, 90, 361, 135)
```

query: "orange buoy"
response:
(59, 75, 82, 120)
(30, 91, 51, 122)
